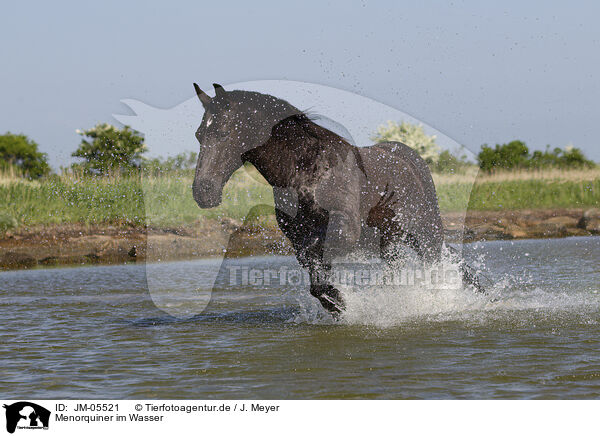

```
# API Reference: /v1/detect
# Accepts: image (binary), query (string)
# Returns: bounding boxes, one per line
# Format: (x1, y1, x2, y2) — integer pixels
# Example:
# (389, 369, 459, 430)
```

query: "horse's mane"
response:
(226, 90, 300, 116)
(276, 113, 344, 139)
(223, 89, 367, 178)
(224, 91, 346, 145)
(271, 113, 368, 178)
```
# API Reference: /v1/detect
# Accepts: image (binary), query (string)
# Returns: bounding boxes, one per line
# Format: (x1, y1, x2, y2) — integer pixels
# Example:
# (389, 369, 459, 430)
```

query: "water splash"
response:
(289, 245, 600, 328)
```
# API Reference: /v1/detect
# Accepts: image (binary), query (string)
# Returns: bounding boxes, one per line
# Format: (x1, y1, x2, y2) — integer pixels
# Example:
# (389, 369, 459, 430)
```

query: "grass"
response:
(437, 167, 600, 211)
(0, 166, 274, 230)
(140, 166, 273, 226)
(1, 166, 598, 231)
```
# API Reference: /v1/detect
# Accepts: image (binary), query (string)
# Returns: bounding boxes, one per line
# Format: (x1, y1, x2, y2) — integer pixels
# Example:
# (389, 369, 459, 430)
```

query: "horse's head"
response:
(191, 83, 241, 207)
(192, 83, 299, 208)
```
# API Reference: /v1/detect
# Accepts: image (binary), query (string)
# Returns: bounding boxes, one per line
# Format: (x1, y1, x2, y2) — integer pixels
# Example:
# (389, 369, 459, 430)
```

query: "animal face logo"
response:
(3, 402, 50, 434)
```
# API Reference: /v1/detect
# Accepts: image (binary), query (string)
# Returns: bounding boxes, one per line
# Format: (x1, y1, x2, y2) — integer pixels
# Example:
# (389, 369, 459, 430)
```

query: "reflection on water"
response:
(1, 237, 599, 399)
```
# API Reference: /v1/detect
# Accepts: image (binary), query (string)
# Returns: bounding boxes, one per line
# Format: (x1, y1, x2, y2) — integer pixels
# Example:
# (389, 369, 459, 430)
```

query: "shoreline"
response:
(1, 208, 599, 271)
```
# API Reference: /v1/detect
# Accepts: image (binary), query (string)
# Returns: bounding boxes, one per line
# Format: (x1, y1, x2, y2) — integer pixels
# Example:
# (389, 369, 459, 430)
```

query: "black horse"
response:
(192, 83, 484, 316)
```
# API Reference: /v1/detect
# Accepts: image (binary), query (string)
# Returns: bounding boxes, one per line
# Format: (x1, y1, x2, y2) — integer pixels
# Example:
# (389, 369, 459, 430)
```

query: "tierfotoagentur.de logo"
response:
(3, 402, 50, 434)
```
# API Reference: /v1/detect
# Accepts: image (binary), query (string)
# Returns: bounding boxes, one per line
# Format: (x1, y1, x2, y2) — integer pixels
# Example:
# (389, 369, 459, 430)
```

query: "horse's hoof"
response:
(320, 293, 345, 316)
(311, 284, 346, 316)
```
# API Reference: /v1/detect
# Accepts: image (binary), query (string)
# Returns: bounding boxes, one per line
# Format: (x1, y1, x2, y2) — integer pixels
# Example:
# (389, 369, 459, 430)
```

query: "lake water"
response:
(1, 237, 599, 399)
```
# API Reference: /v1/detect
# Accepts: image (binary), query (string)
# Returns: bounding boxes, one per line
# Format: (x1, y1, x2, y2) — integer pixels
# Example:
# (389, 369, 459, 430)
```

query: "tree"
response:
(478, 140, 595, 172)
(547, 144, 594, 169)
(142, 151, 197, 176)
(431, 149, 473, 174)
(0, 132, 50, 178)
(371, 121, 441, 164)
(72, 123, 145, 175)
(477, 140, 530, 172)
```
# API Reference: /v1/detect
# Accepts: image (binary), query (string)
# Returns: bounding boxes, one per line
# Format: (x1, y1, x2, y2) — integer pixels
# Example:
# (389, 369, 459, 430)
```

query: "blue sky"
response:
(1, 0, 599, 169)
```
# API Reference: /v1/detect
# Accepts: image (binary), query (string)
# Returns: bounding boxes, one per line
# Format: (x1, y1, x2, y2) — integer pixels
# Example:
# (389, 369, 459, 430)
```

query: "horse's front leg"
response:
(307, 261, 346, 317)
(315, 153, 362, 264)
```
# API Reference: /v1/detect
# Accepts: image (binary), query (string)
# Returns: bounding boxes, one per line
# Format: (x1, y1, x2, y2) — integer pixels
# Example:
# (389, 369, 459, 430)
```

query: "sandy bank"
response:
(1, 208, 598, 270)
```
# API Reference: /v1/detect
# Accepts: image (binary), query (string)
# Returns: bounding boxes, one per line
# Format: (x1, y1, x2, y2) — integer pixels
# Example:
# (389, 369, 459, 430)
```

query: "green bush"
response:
(431, 149, 473, 174)
(371, 121, 441, 164)
(478, 140, 530, 172)
(142, 151, 197, 176)
(478, 141, 595, 172)
(530, 145, 595, 169)
(0, 213, 18, 233)
(0, 132, 50, 178)
(371, 120, 474, 173)
(72, 124, 145, 175)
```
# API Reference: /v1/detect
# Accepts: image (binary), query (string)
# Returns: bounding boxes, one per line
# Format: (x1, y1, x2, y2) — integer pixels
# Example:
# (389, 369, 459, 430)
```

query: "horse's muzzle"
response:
(192, 178, 222, 208)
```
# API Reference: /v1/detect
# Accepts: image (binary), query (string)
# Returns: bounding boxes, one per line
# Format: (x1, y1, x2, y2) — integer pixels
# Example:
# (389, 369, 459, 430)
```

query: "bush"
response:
(478, 140, 595, 172)
(371, 121, 441, 164)
(478, 140, 530, 172)
(0, 132, 50, 178)
(142, 151, 197, 176)
(72, 124, 145, 175)
(372, 121, 475, 173)
(431, 149, 473, 174)
(530, 145, 595, 170)
(0, 213, 18, 233)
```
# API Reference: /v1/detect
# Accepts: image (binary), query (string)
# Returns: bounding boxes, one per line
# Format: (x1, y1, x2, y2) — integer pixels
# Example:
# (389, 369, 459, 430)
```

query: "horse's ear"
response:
(193, 83, 212, 108)
(213, 83, 227, 99)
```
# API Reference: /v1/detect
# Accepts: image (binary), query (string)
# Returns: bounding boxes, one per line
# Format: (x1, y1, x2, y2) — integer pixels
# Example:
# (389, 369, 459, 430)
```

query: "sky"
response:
(1, 0, 599, 169)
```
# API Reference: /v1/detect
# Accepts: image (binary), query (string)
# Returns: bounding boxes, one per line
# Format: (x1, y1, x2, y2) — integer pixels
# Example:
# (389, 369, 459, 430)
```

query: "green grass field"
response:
(433, 168, 600, 212)
(1, 166, 599, 231)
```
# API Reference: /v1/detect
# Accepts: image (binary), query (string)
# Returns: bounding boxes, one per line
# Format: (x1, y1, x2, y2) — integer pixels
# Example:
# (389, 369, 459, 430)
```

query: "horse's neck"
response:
(243, 138, 296, 188)
(242, 106, 304, 187)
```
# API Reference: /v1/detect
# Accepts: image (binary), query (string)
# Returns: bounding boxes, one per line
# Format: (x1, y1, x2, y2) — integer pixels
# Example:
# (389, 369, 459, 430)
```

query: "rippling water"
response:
(1, 237, 599, 399)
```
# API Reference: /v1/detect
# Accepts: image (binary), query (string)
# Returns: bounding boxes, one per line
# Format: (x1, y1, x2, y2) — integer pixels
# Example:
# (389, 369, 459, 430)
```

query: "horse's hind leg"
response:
(380, 230, 441, 264)
(390, 233, 487, 293)
(445, 245, 487, 293)
(460, 263, 485, 293)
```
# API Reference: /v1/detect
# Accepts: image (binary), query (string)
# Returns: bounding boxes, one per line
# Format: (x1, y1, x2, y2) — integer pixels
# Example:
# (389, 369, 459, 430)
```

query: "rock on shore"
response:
(444, 208, 599, 242)
(1, 208, 598, 270)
